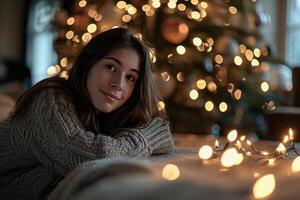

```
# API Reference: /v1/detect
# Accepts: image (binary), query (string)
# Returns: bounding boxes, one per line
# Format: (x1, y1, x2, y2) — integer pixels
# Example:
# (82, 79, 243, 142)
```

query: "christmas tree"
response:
(52, 0, 290, 137)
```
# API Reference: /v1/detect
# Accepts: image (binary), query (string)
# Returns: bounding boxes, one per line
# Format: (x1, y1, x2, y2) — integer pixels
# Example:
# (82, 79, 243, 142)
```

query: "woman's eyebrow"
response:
(104, 56, 140, 74)
(104, 57, 122, 65)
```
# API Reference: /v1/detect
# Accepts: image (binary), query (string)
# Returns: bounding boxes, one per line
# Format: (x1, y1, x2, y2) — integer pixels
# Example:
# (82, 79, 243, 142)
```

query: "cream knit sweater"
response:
(0, 88, 174, 200)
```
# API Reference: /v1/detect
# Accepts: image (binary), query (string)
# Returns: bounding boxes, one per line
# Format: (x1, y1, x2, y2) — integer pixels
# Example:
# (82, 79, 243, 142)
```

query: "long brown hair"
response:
(8, 28, 166, 133)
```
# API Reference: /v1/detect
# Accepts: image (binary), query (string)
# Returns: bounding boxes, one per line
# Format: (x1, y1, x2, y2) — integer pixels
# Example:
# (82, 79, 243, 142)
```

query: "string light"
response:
(66, 17, 75, 25)
(196, 79, 206, 89)
(162, 164, 180, 181)
(157, 101, 165, 111)
(261, 82, 269, 92)
(176, 45, 186, 55)
(219, 102, 228, 112)
(189, 89, 199, 100)
(228, 6, 237, 14)
(234, 56, 243, 66)
(252, 174, 276, 199)
(205, 101, 214, 111)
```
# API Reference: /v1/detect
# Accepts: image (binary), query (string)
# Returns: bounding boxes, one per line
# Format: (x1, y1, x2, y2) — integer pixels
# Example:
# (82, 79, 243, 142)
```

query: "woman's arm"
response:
(29, 89, 172, 175)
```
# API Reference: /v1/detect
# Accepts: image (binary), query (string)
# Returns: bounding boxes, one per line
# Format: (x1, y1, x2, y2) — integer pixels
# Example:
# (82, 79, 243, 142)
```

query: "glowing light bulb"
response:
(176, 45, 186, 55)
(227, 129, 238, 142)
(234, 56, 243, 66)
(205, 101, 214, 111)
(198, 145, 213, 160)
(276, 143, 286, 153)
(215, 140, 219, 148)
(157, 101, 165, 111)
(189, 89, 199, 100)
(289, 128, 294, 141)
(292, 156, 300, 172)
(87, 24, 97, 33)
(193, 37, 202, 46)
(235, 153, 244, 165)
(196, 79, 206, 89)
(252, 174, 276, 199)
(261, 82, 269, 92)
(282, 135, 289, 143)
(162, 164, 180, 181)
(221, 147, 238, 167)
(219, 102, 228, 112)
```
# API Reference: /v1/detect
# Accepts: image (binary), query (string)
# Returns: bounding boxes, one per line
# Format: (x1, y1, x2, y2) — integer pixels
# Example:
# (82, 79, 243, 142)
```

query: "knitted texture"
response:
(0, 88, 174, 200)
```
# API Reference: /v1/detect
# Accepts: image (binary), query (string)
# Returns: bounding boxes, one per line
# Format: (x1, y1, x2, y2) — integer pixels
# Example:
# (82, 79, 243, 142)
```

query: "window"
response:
(26, 0, 59, 84)
(285, 0, 300, 67)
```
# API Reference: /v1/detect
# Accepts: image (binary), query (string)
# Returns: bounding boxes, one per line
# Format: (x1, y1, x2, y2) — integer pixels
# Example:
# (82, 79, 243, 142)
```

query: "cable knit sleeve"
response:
(29, 88, 156, 176)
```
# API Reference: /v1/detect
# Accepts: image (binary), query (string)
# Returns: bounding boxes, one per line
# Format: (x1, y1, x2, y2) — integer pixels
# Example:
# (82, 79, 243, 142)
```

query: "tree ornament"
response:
(161, 17, 189, 44)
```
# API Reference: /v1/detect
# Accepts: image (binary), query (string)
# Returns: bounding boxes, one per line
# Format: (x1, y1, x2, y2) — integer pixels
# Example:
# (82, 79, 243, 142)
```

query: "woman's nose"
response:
(110, 75, 123, 91)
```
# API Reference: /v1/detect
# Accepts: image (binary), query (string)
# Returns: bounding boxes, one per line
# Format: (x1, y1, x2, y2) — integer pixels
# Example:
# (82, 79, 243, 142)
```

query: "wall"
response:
(0, 0, 26, 61)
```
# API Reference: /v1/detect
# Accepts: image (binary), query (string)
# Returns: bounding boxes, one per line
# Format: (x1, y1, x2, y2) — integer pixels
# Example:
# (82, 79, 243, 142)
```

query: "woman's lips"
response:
(100, 90, 120, 101)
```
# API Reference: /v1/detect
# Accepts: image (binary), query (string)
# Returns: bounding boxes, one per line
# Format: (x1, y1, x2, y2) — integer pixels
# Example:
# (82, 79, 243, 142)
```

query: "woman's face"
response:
(86, 47, 141, 113)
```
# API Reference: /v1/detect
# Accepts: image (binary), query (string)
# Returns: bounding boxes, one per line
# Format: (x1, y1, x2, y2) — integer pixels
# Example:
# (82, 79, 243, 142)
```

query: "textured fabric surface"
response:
(0, 88, 174, 200)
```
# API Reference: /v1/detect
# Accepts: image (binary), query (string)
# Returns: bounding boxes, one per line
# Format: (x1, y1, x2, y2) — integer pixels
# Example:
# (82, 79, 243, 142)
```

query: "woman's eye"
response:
(127, 75, 136, 82)
(105, 64, 115, 71)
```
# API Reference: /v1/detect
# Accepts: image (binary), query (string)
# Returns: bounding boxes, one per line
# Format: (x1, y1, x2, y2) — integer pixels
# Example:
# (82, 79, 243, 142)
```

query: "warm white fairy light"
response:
(66, 17, 75, 25)
(198, 145, 213, 160)
(261, 82, 269, 92)
(234, 89, 242, 100)
(219, 102, 228, 112)
(292, 156, 300, 172)
(47, 65, 60, 76)
(66, 30, 74, 39)
(289, 128, 294, 141)
(235, 153, 244, 165)
(207, 38, 214, 46)
(162, 164, 180, 181)
(191, 0, 199, 5)
(205, 101, 214, 111)
(157, 101, 165, 111)
(254, 48, 261, 57)
(116, 1, 127, 9)
(200, 1, 208, 9)
(245, 49, 254, 61)
(82, 32, 92, 43)
(127, 6, 137, 15)
(215, 140, 219, 148)
(87, 24, 97, 33)
(177, 3, 186, 11)
(189, 89, 199, 100)
(207, 82, 217, 92)
(196, 79, 206, 89)
(283, 135, 289, 144)
(176, 45, 186, 55)
(221, 147, 239, 167)
(193, 37, 202, 46)
(240, 135, 246, 141)
(239, 44, 247, 53)
(234, 56, 243, 66)
(228, 6, 237, 14)
(142, 4, 151, 12)
(60, 57, 68, 67)
(167, 1, 176, 9)
(252, 174, 276, 199)
(176, 72, 184, 82)
(276, 143, 286, 153)
(251, 59, 259, 67)
(215, 54, 223, 64)
(227, 129, 238, 142)
(161, 72, 170, 81)
(78, 0, 87, 7)
(122, 15, 131, 22)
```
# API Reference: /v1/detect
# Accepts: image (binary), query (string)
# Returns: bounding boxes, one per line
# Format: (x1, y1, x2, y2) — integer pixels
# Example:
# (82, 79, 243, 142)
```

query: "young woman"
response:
(0, 27, 174, 200)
